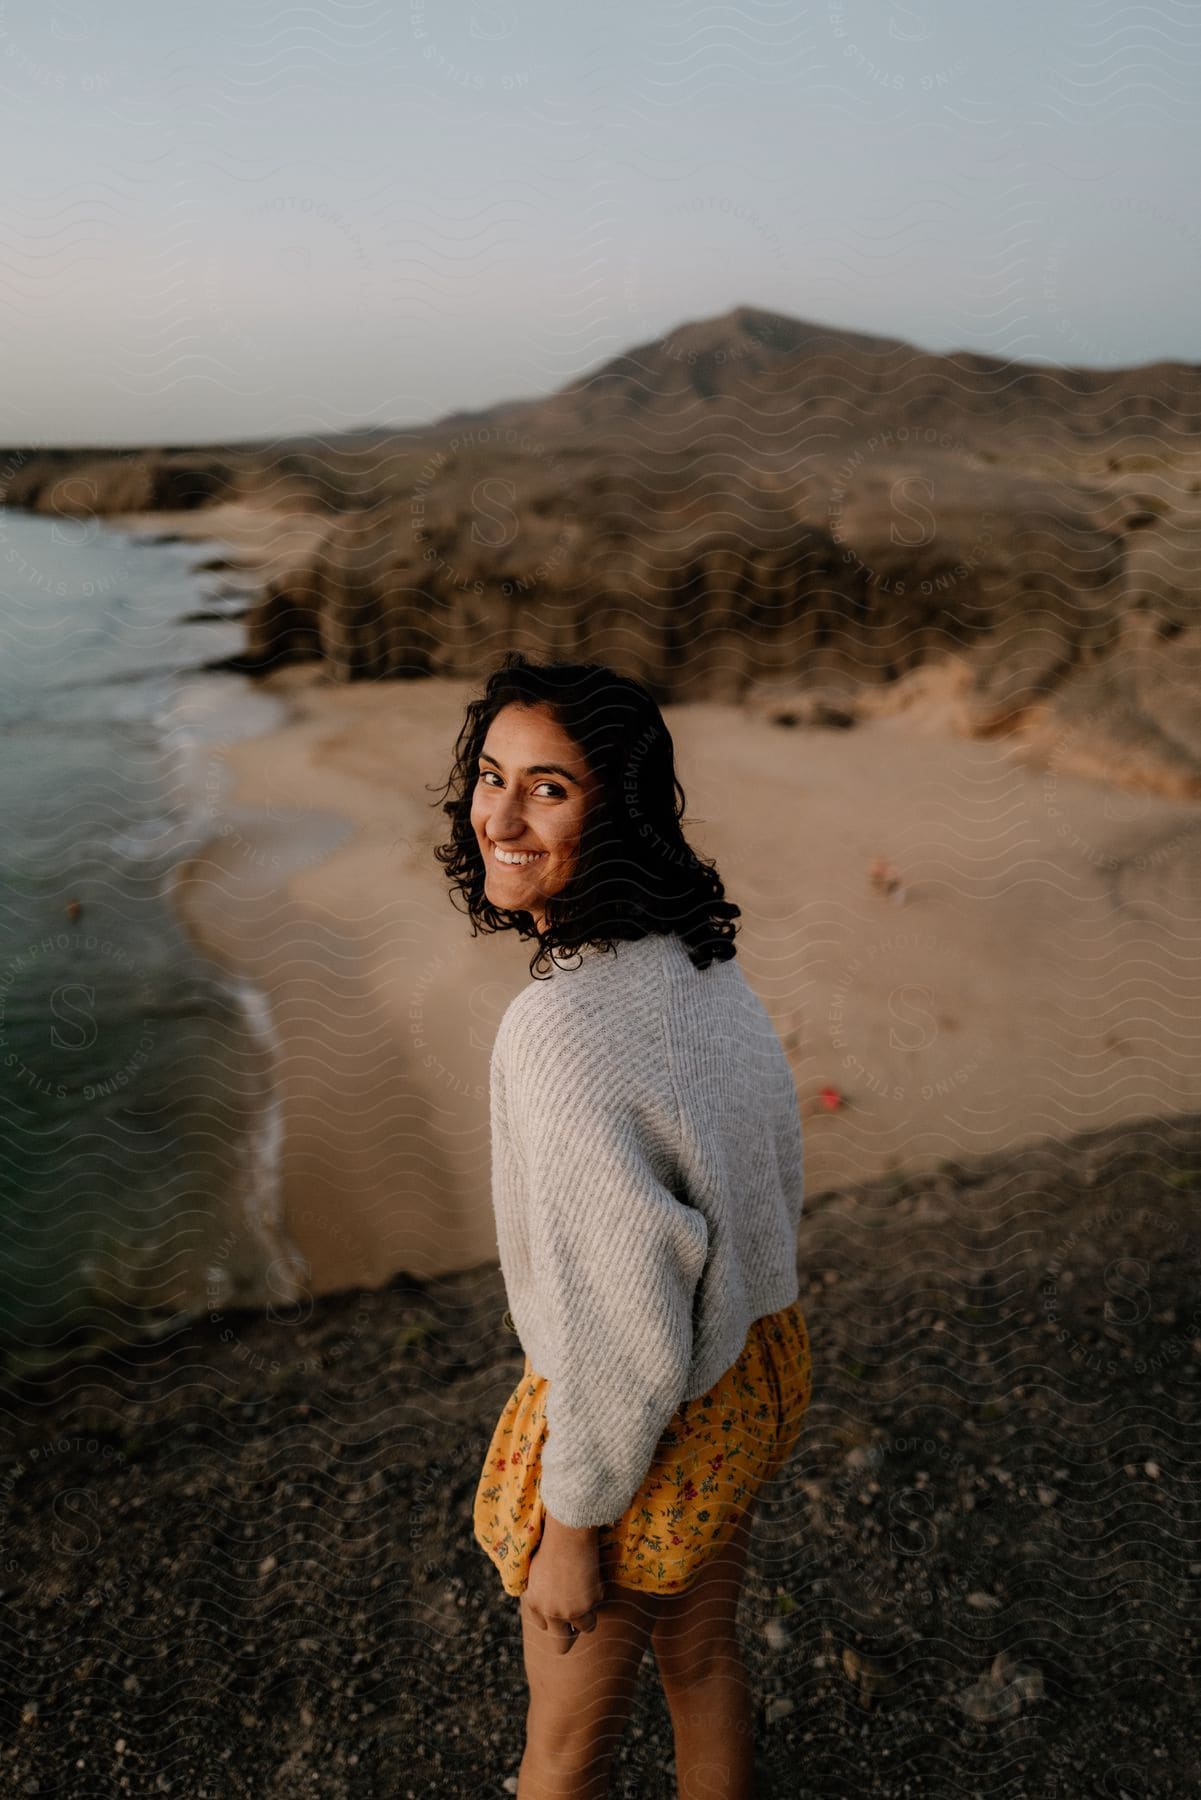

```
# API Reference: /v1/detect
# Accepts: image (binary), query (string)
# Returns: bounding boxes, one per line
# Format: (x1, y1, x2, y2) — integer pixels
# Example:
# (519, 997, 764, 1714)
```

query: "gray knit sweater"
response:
(489, 929, 805, 1530)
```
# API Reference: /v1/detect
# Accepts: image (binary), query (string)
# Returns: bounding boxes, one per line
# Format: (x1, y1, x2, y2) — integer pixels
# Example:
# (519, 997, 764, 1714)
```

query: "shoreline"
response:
(0, 505, 324, 1394)
(108, 495, 330, 583)
(127, 502, 342, 1315)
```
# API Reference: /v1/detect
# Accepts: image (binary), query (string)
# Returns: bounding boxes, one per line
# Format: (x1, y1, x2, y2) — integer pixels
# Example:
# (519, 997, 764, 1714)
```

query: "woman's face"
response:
(470, 702, 599, 930)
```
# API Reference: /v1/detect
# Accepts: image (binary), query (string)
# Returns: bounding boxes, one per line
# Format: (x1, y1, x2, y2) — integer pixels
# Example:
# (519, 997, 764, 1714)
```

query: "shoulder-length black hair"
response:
(431, 651, 740, 978)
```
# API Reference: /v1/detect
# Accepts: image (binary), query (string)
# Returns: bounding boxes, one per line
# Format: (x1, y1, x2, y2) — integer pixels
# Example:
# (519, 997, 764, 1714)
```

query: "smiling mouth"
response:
(489, 843, 548, 868)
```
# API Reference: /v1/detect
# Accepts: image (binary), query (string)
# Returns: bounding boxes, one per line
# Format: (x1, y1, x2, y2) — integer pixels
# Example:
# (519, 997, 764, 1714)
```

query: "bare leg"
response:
(650, 1505, 759, 1800)
(516, 1565, 662, 1799)
(662, 1644, 756, 1800)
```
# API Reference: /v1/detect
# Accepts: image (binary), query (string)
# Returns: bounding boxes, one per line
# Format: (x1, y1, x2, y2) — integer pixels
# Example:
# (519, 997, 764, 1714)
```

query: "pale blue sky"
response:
(2, 0, 1199, 445)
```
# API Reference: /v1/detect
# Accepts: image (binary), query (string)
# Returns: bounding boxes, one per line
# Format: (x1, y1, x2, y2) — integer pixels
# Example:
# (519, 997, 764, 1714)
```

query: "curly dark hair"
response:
(430, 651, 740, 978)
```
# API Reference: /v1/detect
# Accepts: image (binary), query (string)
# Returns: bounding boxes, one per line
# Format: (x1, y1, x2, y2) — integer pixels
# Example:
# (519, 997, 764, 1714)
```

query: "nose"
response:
(482, 787, 525, 841)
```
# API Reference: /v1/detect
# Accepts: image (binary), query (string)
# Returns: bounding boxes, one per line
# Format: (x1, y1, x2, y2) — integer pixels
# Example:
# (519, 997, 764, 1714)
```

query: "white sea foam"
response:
(227, 974, 308, 1301)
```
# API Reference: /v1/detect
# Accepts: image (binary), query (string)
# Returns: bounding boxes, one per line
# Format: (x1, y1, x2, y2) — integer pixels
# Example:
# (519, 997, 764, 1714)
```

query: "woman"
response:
(433, 652, 811, 1800)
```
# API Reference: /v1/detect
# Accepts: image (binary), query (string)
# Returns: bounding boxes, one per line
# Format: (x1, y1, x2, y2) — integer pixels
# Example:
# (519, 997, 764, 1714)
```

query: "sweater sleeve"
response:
(505, 1011, 709, 1530)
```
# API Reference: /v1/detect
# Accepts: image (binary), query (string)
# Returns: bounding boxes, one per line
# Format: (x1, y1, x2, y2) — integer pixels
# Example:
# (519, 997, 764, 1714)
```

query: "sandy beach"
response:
(125, 503, 1201, 1300)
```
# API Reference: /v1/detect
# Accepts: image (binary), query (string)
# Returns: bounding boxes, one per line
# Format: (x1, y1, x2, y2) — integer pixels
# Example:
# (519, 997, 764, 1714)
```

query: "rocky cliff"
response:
(4, 306, 1200, 794)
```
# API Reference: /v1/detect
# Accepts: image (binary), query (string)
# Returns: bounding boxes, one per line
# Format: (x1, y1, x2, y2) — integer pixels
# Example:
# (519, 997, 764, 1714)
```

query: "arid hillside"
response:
(4, 306, 1201, 794)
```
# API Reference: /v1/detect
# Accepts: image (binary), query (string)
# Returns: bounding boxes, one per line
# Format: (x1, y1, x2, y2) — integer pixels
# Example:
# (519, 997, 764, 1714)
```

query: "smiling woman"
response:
(472, 705, 598, 936)
(430, 648, 740, 977)
(429, 653, 809, 1798)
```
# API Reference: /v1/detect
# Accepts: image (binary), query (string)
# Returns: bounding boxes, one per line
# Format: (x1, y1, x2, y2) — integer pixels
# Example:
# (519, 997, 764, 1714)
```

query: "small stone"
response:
(503, 1778, 519, 1794)
(258, 1555, 277, 1576)
(1036, 1486, 1058, 1506)
(966, 1591, 1001, 1611)
(763, 1618, 789, 1651)
(766, 1696, 795, 1724)
(957, 1653, 1044, 1722)
(841, 1648, 898, 1701)
(1013, 1668, 1044, 1703)
(1144, 1461, 1161, 1479)
(957, 1677, 1021, 1723)
(994, 1652, 1044, 1702)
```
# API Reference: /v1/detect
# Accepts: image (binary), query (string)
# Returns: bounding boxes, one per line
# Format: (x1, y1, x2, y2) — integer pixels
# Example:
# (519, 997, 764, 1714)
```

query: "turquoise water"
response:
(0, 510, 286, 1385)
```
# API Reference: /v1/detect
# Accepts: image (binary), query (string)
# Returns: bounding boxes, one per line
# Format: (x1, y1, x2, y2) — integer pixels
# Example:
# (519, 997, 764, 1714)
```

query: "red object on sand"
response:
(817, 1085, 845, 1112)
(869, 857, 902, 897)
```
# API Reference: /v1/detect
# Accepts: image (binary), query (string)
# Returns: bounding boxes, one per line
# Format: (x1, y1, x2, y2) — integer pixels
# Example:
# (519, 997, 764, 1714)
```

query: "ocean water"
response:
(0, 509, 297, 1385)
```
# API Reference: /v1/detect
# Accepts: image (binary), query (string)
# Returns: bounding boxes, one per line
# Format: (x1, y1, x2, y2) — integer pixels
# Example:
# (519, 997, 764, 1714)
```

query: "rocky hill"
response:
(511, 306, 1201, 453)
(4, 307, 1201, 794)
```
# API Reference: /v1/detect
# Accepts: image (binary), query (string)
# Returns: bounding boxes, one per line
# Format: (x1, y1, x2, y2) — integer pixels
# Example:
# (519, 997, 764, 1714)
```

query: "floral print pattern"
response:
(473, 1298, 812, 1596)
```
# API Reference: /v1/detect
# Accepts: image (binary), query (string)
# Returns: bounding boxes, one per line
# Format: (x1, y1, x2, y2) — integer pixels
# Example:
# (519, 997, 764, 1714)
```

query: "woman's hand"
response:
(522, 1517, 605, 1654)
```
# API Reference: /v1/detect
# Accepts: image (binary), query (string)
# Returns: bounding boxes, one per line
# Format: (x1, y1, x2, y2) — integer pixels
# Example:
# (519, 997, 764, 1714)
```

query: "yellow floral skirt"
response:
(473, 1296, 812, 1597)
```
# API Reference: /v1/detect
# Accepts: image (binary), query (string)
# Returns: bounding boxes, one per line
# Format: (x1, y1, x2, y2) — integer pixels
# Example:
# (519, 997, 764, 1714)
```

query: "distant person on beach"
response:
(434, 651, 811, 1799)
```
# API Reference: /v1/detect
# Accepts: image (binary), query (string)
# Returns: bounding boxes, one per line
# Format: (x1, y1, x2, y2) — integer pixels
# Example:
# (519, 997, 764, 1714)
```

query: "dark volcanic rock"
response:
(1, 1110, 1200, 1795)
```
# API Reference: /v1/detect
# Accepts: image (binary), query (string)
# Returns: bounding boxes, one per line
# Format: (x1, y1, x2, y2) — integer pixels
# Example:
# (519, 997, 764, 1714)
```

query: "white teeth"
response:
(493, 846, 547, 867)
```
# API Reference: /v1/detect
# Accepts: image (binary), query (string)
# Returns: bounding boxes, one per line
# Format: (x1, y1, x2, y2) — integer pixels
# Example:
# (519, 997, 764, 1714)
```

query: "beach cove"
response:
(106, 498, 1201, 1305)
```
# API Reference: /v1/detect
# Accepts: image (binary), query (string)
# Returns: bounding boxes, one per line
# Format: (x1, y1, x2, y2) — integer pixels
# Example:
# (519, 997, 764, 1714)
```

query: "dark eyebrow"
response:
(478, 748, 583, 787)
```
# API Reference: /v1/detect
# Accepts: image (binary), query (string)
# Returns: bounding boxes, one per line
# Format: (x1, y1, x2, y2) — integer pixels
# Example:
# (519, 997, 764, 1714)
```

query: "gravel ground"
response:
(1, 1111, 1199, 1798)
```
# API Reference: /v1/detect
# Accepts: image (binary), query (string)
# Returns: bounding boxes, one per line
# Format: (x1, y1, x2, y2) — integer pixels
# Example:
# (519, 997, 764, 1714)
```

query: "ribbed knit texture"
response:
(489, 930, 805, 1530)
